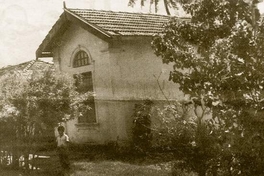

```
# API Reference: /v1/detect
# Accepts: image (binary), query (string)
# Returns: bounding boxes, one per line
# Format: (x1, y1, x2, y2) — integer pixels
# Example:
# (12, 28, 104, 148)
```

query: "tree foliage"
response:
(128, 0, 192, 15)
(131, 100, 153, 155)
(152, 0, 264, 175)
(0, 65, 89, 169)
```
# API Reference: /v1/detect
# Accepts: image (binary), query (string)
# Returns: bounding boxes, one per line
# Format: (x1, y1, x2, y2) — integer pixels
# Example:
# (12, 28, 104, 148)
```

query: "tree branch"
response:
(153, 72, 170, 103)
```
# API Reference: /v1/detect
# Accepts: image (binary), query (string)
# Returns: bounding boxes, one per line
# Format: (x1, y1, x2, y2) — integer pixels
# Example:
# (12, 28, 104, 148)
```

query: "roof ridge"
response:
(68, 8, 173, 18)
(66, 8, 189, 37)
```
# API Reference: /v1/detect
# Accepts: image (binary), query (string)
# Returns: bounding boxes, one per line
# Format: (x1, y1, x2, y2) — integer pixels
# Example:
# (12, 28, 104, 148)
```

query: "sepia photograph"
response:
(0, 0, 264, 175)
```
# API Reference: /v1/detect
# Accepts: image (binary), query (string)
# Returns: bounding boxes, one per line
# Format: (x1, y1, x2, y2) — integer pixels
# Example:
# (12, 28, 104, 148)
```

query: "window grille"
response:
(73, 51, 90, 68)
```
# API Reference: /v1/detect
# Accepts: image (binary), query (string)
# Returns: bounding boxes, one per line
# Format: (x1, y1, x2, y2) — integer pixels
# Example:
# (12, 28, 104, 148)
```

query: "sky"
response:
(0, 0, 264, 68)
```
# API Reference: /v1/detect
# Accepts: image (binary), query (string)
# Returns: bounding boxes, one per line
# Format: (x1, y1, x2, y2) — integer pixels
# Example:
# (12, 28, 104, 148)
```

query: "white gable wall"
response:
(52, 24, 113, 144)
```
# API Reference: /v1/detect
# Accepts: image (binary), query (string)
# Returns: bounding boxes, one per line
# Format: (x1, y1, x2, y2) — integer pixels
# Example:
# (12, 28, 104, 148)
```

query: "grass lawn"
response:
(71, 161, 170, 176)
(0, 170, 22, 176)
(0, 150, 196, 176)
(0, 160, 171, 176)
(71, 160, 171, 176)
(35, 154, 172, 176)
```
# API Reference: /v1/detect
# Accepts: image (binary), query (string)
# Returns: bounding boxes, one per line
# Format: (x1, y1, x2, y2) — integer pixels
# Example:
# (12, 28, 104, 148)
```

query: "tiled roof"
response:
(68, 8, 172, 36)
(36, 8, 188, 58)
(0, 60, 53, 76)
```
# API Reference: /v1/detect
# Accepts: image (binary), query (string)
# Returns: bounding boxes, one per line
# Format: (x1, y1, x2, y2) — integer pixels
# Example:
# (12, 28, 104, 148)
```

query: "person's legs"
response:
(61, 148, 70, 171)
(57, 148, 70, 176)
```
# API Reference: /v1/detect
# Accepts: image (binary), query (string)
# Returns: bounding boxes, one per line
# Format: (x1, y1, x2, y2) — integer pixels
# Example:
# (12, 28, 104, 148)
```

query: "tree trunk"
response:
(163, 0, 171, 15)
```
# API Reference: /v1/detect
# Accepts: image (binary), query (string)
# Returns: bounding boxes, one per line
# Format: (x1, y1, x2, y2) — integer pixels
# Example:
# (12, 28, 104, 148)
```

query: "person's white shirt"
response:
(57, 133, 69, 147)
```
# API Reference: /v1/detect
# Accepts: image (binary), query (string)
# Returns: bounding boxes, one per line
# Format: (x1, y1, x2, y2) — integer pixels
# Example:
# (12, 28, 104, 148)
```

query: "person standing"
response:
(56, 126, 70, 174)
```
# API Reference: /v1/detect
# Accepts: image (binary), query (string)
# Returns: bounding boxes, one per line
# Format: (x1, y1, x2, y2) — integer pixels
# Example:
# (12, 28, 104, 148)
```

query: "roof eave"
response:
(118, 35, 157, 39)
(36, 12, 69, 58)
(36, 8, 113, 59)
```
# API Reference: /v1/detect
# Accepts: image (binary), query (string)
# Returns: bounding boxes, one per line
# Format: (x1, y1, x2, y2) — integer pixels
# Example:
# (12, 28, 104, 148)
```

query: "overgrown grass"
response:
(0, 147, 197, 176)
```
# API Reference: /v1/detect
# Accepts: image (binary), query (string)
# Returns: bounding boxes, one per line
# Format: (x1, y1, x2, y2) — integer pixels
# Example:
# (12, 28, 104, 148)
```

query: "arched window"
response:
(73, 50, 90, 68)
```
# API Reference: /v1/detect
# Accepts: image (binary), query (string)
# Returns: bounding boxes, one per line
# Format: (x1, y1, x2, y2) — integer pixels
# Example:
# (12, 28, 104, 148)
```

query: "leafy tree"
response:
(152, 0, 264, 175)
(0, 66, 89, 170)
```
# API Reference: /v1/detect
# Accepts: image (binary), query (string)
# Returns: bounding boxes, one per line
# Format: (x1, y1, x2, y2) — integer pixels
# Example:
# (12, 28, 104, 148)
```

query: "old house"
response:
(36, 5, 187, 145)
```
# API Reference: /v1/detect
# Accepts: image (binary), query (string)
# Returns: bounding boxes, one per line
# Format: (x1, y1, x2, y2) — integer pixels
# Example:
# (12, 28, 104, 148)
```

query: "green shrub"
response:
(131, 100, 153, 156)
(151, 101, 220, 176)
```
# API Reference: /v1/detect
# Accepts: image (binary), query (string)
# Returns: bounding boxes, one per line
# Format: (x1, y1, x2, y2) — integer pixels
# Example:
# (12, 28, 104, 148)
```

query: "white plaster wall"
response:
(109, 38, 184, 101)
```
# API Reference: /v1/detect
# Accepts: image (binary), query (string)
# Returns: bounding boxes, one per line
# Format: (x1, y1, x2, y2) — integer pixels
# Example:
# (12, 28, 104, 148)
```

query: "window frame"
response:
(73, 50, 91, 68)
(69, 46, 93, 68)
(73, 71, 97, 124)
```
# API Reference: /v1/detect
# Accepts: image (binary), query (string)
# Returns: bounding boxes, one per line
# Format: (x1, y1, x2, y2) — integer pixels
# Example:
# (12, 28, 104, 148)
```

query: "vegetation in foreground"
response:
(0, 148, 197, 176)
